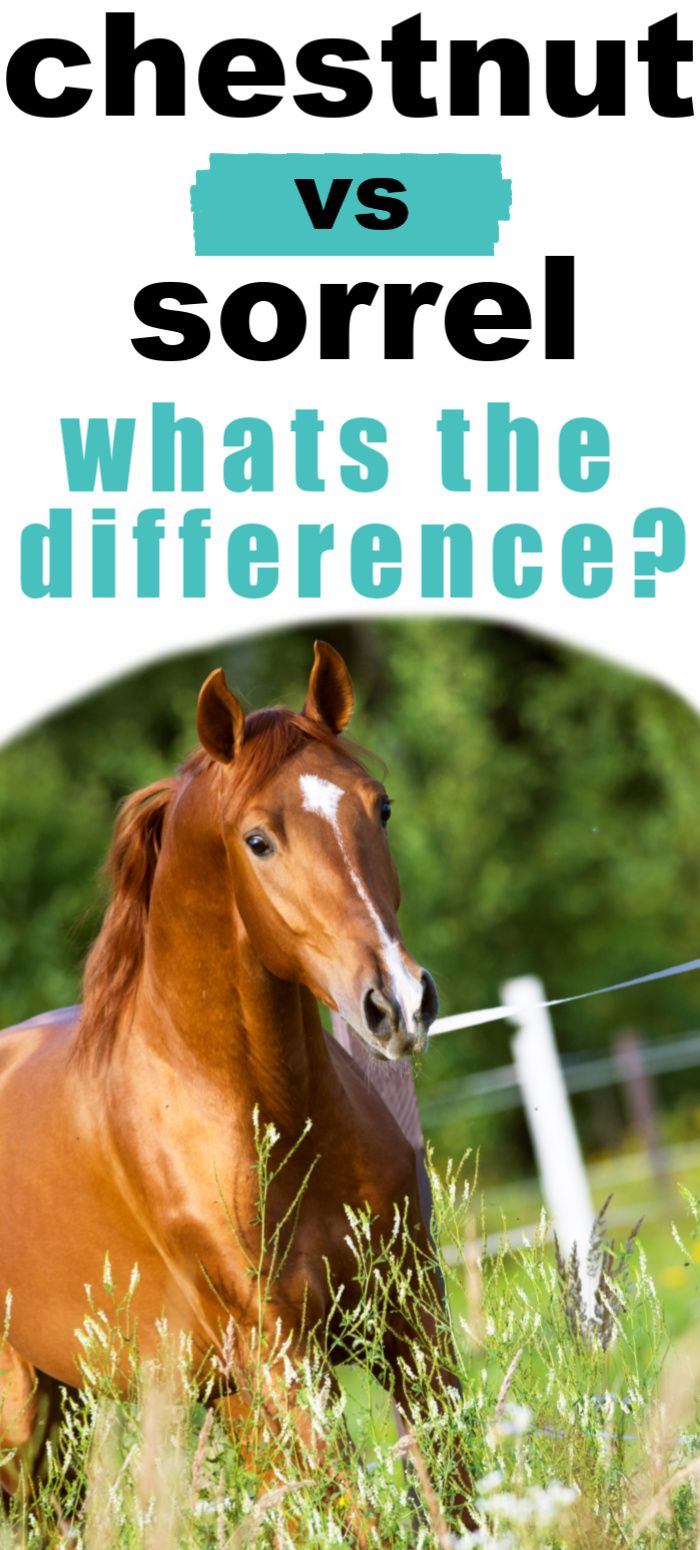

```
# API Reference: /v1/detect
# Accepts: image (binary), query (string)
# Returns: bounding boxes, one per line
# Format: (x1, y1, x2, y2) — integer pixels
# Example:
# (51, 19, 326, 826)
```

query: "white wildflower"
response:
(476, 1470, 505, 1495)
(671, 1222, 690, 1257)
(496, 1402, 532, 1438)
(102, 1253, 114, 1295)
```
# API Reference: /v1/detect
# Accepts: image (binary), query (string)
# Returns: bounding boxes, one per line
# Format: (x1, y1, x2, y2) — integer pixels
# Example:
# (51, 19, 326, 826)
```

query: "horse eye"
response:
(245, 833, 273, 858)
(380, 799, 392, 827)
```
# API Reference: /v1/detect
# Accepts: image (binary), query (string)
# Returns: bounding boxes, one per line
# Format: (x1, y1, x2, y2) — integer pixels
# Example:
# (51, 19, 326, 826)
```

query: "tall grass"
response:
(2, 1125, 699, 1548)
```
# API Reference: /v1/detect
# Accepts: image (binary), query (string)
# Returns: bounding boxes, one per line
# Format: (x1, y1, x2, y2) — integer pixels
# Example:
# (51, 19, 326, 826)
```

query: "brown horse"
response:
(0, 642, 469, 1512)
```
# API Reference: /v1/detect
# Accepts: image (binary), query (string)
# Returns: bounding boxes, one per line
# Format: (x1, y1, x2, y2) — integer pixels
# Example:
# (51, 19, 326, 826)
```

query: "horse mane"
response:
(77, 709, 367, 1062)
(77, 776, 175, 1064)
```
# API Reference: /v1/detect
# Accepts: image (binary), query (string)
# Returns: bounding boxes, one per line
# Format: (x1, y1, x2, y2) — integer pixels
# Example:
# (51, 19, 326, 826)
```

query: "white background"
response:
(1, 2, 698, 740)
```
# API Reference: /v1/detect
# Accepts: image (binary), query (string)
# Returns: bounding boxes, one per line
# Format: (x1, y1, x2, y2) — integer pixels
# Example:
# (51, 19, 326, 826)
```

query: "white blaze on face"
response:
(299, 773, 424, 1030)
(299, 773, 343, 827)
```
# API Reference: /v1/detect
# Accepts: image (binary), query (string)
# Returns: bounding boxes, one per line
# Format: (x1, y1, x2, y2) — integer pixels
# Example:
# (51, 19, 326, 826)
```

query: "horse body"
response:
(0, 997, 417, 1390)
(0, 646, 442, 1480)
(0, 1007, 179, 1384)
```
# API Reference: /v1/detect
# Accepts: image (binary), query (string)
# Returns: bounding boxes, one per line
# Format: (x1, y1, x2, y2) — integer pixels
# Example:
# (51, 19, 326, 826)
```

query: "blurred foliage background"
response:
(2, 619, 700, 1184)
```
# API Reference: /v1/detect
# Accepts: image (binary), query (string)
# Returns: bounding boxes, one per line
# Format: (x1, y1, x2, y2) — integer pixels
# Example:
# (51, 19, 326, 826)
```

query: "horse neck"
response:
(134, 766, 330, 1130)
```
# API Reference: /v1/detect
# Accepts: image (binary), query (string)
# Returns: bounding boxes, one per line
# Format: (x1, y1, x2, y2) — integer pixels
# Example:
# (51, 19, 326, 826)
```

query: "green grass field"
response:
(473, 1144, 700, 1341)
(3, 1132, 700, 1550)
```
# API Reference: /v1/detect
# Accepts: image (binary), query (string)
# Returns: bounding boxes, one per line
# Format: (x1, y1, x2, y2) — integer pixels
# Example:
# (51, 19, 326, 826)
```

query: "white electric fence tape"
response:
(429, 956, 700, 1038)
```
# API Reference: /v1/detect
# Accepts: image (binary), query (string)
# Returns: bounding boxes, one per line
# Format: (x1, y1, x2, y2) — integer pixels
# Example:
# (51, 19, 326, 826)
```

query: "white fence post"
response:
(502, 975, 596, 1295)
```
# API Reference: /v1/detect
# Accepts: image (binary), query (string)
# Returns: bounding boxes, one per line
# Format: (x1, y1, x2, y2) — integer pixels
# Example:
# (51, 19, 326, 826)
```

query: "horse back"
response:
(0, 1006, 80, 1072)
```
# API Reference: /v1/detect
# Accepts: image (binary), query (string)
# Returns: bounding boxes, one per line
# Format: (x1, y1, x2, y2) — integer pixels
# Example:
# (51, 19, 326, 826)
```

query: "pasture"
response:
(1, 1133, 699, 1548)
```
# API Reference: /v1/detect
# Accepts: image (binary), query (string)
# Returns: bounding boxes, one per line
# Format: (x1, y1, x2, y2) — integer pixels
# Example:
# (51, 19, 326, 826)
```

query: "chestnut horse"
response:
(0, 643, 469, 1512)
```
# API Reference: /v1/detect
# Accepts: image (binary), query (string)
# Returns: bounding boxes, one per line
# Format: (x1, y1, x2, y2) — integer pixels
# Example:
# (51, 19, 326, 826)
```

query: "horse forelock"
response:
(77, 708, 368, 1062)
(224, 708, 367, 818)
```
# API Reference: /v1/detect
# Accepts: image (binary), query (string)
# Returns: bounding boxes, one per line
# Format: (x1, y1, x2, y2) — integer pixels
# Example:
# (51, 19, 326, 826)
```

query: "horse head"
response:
(197, 641, 438, 1060)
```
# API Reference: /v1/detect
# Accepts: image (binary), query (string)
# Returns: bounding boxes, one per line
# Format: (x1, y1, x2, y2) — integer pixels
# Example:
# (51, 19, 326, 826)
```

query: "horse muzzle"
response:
(361, 969, 438, 1059)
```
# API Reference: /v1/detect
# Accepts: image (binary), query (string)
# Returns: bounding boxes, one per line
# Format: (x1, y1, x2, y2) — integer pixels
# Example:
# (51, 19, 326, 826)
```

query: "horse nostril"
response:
(363, 987, 396, 1040)
(419, 971, 439, 1029)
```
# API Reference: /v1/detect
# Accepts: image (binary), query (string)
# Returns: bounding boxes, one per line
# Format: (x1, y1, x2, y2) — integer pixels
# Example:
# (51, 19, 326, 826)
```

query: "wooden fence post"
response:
(614, 1028, 668, 1192)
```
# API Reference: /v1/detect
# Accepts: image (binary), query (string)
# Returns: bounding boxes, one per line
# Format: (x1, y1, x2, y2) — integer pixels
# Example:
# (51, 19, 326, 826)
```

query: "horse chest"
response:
(106, 1044, 421, 1351)
(268, 1148, 416, 1303)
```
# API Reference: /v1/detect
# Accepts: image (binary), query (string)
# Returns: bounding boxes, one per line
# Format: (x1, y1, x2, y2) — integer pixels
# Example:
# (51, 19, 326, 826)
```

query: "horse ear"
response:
(303, 641, 354, 734)
(197, 669, 246, 764)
